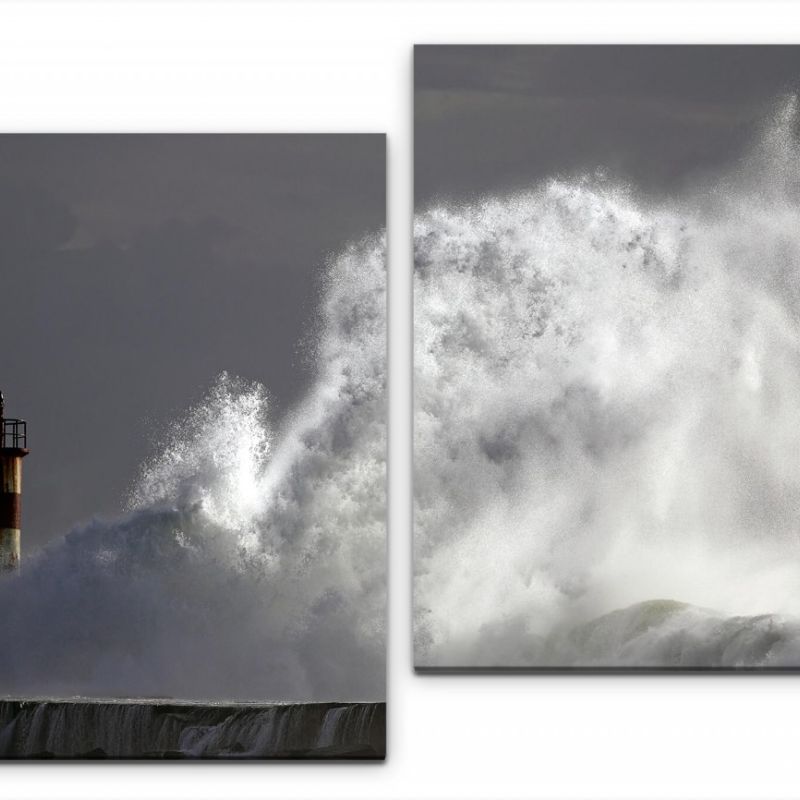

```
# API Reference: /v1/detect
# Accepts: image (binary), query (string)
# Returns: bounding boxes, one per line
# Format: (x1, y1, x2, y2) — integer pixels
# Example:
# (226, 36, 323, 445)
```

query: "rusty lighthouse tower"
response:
(0, 392, 28, 571)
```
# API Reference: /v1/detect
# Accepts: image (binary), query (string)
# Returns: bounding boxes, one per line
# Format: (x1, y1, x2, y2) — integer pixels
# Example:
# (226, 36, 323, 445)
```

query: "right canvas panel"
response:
(414, 45, 800, 670)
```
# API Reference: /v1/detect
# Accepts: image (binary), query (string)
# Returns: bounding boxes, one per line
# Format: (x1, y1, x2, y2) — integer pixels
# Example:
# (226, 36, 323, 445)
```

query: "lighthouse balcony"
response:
(1, 419, 27, 452)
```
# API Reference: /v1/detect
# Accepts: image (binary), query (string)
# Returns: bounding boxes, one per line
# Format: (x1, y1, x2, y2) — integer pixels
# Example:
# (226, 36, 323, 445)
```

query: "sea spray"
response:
(414, 98, 800, 667)
(0, 233, 386, 700)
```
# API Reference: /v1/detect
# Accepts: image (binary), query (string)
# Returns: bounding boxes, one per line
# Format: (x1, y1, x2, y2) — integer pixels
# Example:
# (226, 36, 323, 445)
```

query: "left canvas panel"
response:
(0, 134, 386, 759)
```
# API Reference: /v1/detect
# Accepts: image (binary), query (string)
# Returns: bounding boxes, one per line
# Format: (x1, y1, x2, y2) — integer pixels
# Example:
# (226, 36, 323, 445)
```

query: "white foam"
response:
(414, 97, 800, 667)
(0, 233, 386, 701)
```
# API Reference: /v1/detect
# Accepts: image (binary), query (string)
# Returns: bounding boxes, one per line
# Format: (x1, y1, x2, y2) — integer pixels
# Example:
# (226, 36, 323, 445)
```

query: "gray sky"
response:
(0, 134, 385, 551)
(416, 46, 800, 206)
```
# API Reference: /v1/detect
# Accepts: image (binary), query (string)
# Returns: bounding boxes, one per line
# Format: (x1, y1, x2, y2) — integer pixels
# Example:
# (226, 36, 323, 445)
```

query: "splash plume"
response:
(0, 233, 386, 701)
(414, 98, 800, 668)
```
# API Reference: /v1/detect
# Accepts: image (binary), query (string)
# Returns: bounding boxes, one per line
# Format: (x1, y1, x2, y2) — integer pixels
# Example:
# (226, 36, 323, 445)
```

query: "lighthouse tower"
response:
(0, 392, 28, 572)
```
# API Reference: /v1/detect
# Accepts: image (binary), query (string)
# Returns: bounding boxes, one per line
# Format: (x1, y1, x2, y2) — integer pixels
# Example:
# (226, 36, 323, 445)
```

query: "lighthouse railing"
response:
(1, 419, 26, 449)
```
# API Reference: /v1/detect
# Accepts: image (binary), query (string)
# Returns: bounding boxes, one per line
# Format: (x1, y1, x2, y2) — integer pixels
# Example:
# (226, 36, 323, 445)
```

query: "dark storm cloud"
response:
(415, 46, 800, 205)
(0, 135, 384, 551)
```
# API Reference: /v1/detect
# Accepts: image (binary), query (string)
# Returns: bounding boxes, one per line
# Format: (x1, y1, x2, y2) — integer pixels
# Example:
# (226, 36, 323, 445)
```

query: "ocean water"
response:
(0, 233, 387, 702)
(414, 97, 800, 668)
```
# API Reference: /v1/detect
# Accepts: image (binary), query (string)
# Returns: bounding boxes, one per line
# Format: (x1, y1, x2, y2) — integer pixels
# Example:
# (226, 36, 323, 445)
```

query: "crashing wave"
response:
(0, 233, 386, 701)
(414, 97, 800, 667)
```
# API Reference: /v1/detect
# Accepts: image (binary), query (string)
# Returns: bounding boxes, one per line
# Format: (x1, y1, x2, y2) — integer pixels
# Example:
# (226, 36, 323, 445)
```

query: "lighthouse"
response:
(0, 392, 28, 572)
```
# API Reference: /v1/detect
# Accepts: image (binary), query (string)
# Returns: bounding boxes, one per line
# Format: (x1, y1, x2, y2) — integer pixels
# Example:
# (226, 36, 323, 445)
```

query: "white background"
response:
(3, 1, 800, 798)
